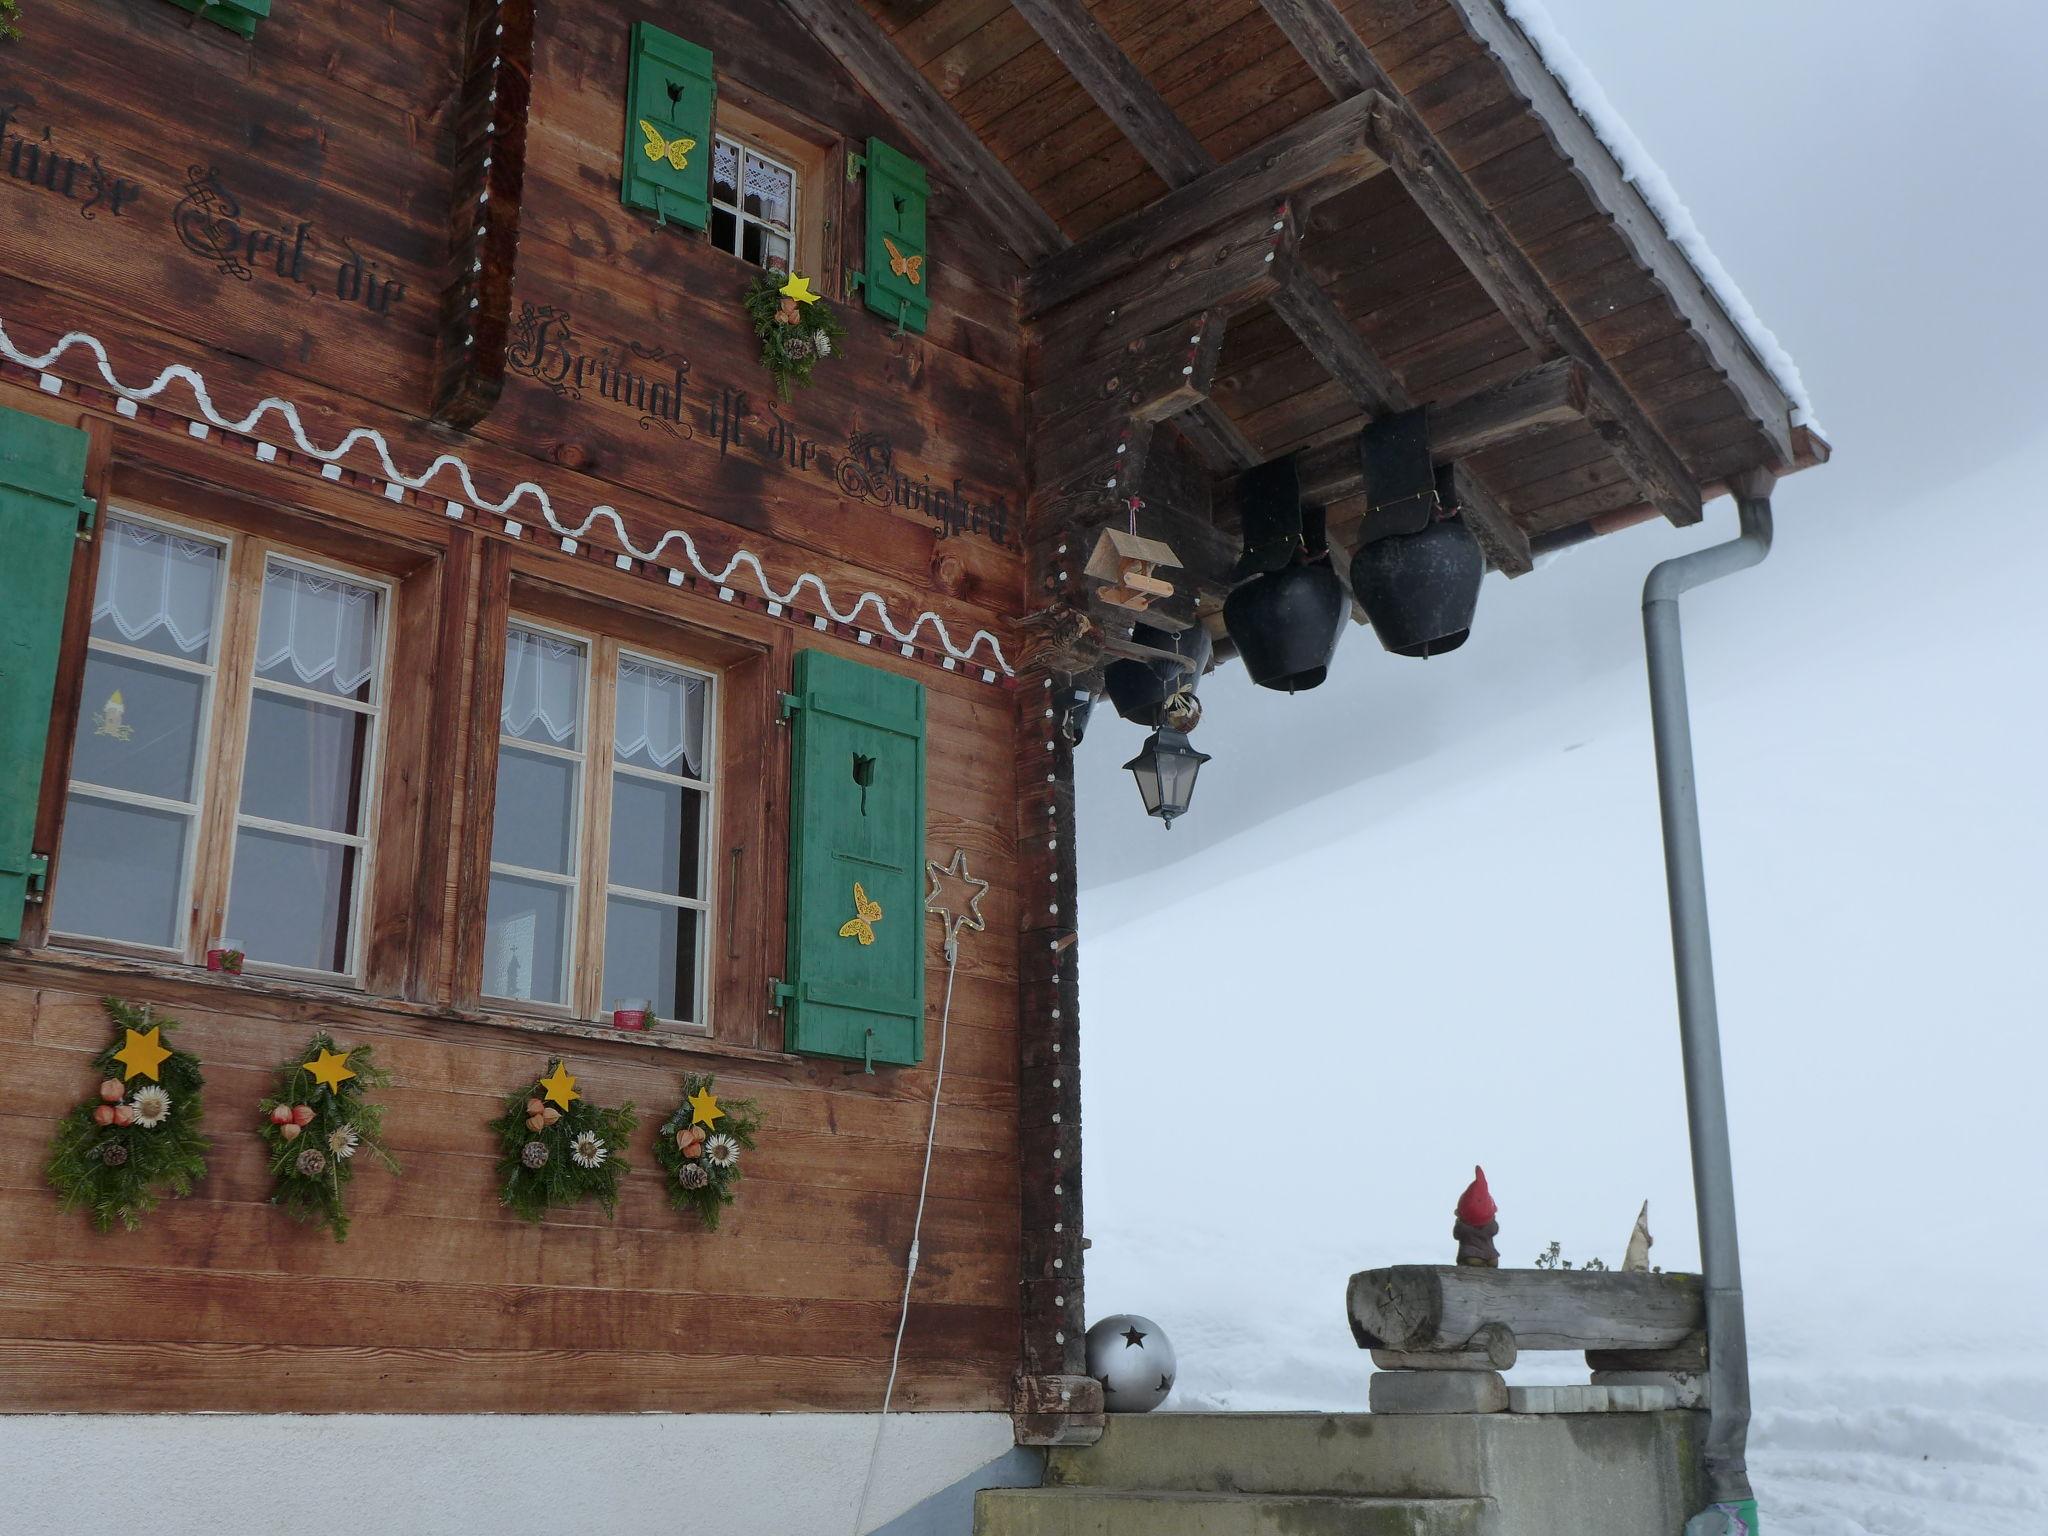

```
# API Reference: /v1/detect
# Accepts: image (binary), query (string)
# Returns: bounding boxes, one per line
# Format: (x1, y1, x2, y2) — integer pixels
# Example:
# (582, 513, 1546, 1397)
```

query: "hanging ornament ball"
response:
(98, 1078, 125, 1104)
(1085, 1314, 1178, 1413)
(520, 1140, 550, 1170)
(295, 1148, 327, 1177)
(100, 1142, 129, 1168)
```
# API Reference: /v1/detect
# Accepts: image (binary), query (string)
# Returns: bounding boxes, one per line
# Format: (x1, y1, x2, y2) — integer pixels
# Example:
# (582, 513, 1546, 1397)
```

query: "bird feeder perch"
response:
(1085, 526, 1181, 613)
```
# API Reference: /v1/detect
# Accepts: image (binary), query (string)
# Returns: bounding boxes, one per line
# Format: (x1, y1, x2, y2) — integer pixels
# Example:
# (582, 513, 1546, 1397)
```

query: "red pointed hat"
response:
(1455, 1165, 1497, 1226)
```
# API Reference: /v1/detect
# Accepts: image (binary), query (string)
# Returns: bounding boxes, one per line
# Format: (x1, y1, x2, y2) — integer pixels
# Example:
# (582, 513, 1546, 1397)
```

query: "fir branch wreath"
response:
(255, 1033, 398, 1242)
(653, 1072, 760, 1231)
(491, 1059, 636, 1223)
(743, 270, 847, 400)
(0, 3, 22, 45)
(45, 998, 208, 1231)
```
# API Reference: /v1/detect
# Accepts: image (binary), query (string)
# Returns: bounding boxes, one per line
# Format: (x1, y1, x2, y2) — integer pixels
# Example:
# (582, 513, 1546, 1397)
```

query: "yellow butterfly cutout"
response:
(883, 236, 924, 286)
(838, 882, 884, 946)
(639, 119, 696, 173)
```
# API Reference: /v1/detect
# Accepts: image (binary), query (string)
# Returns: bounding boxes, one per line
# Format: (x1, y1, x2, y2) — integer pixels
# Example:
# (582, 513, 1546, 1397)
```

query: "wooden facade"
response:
(0, 0, 1820, 1435)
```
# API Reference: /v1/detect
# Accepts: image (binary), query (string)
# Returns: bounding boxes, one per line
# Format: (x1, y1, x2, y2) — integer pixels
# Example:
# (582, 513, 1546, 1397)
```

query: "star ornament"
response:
(538, 1061, 580, 1110)
(688, 1085, 725, 1129)
(304, 1048, 356, 1092)
(114, 1026, 173, 1083)
(779, 271, 819, 306)
(924, 848, 990, 948)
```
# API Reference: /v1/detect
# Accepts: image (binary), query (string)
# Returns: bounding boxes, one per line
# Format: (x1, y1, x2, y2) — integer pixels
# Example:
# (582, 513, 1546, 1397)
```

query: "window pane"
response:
(491, 745, 579, 874)
(485, 874, 572, 1005)
(603, 896, 699, 1023)
(713, 138, 739, 205)
(742, 220, 764, 267)
(240, 692, 371, 835)
(742, 152, 793, 228)
(227, 827, 357, 974)
(614, 657, 707, 776)
(90, 517, 224, 662)
(254, 563, 382, 702)
(711, 206, 738, 256)
(609, 776, 703, 899)
(70, 651, 208, 804)
(760, 229, 791, 275)
(501, 627, 585, 749)
(49, 794, 190, 949)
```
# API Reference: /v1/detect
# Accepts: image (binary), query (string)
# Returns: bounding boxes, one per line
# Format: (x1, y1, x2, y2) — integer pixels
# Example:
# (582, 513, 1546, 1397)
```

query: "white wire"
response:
(850, 933, 961, 1536)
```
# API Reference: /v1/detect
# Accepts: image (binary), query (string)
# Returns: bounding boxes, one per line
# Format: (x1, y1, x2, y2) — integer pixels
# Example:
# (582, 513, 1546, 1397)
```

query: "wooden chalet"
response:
(0, 0, 1823, 1525)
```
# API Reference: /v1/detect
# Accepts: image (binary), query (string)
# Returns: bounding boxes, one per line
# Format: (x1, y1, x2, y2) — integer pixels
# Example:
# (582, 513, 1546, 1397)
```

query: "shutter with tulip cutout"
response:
(621, 21, 716, 230)
(858, 138, 931, 335)
(778, 650, 927, 1070)
(0, 405, 92, 942)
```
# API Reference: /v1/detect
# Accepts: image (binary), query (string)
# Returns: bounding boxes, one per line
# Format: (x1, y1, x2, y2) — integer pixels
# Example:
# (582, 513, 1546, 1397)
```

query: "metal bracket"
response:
(777, 691, 802, 722)
(77, 495, 96, 541)
(24, 852, 50, 904)
(845, 150, 867, 184)
(767, 977, 794, 1013)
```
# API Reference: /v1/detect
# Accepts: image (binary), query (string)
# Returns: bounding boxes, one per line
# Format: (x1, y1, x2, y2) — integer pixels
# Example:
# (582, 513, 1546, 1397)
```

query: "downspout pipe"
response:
(1641, 470, 1776, 1533)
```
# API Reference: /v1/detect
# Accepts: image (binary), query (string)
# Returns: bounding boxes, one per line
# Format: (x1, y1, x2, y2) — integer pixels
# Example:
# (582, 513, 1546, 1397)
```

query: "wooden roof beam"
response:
(1258, 0, 1703, 526)
(1026, 92, 1386, 317)
(780, 0, 1065, 264)
(1011, 0, 1214, 186)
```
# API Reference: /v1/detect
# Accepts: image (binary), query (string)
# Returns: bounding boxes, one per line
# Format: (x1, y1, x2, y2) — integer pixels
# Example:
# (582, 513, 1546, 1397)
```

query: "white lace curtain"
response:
(501, 626, 586, 747)
(714, 138, 794, 226)
(615, 656, 708, 778)
(255, 563, 381, 696)
(93, 517, 223, 655)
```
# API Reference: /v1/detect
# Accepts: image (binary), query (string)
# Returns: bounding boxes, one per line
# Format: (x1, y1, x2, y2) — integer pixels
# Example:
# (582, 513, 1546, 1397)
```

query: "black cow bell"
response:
(1350, 515, 1485, 658)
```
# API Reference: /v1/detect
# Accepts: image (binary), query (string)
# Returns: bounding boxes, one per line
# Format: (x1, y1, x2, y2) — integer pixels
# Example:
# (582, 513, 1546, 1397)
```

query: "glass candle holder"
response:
(206, 939, 245, 975)
(611, 998, 652, 1031)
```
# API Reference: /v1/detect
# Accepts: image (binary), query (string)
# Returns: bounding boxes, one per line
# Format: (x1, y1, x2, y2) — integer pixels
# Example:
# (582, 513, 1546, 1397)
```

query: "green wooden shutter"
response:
(621, 21, 715, 230)
(781, 650, 927, 1068)
(163, 0, 270, 39)
(861, 138, 931, 335)
(0, 405, 90, 943)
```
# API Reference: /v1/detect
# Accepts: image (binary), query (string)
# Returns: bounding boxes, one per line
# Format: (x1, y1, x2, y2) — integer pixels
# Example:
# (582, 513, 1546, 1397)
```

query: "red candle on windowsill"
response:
(611, 999, 652, 1031)
(206, 939, 245, 975)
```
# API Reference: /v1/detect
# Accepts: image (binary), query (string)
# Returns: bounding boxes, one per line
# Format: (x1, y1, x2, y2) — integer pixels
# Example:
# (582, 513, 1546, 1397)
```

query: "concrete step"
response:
(1043, 1413, 1489, 1499)
(975, 1488, 1492, 1536)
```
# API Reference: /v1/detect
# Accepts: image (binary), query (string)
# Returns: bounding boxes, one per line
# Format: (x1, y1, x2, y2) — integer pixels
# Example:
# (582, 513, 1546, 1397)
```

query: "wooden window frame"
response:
(24, 445, 453, 1002)
(707, 91, 840, 291)
(49, 501, 399, 986)
(458, 554, 781, 1047)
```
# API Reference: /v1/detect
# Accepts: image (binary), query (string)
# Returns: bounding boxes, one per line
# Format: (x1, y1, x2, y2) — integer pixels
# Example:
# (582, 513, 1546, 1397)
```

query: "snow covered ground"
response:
(1073, 437, 2048, 1531)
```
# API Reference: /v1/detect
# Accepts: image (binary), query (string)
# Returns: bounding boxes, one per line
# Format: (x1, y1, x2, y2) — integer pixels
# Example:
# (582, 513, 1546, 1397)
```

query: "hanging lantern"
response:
(1122, 728, 1210, 829)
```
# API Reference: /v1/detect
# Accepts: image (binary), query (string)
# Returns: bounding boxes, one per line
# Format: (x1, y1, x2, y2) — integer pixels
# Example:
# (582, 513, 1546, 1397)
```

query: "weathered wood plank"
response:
(1346, 1264, 1704, 1353)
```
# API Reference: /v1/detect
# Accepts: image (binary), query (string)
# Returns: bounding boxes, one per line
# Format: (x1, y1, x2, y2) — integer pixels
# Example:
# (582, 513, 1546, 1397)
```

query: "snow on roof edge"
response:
(1498, 0, 1822, 435)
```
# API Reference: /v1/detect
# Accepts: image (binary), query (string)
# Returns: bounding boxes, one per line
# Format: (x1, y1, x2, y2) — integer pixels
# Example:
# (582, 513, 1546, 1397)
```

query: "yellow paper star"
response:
(304, 1048, 356, 1092)
(688, 1085, 725, 1129)
(538, 1061, 580, 1110)
(779, 272, 819, 306)
(114, 1026, 172, 1083)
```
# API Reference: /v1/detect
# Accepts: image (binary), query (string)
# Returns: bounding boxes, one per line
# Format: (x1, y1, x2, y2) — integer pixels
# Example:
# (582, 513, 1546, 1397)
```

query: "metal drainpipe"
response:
(1641, 470, 1776, 1533)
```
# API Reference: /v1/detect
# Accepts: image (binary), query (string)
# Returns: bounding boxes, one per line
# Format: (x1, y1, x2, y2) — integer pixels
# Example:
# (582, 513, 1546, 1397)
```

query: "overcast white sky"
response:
(1073, 0, 2048, 1422)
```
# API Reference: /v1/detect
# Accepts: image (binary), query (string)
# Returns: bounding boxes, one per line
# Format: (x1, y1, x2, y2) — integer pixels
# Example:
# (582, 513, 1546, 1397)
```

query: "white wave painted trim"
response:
(0, 314, 1015, 675)
(1499, 0, 1821, 433)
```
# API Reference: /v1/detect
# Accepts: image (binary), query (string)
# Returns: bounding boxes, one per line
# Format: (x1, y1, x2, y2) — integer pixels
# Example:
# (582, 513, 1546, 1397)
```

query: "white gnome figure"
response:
(1623, 1200, 1653, 1272)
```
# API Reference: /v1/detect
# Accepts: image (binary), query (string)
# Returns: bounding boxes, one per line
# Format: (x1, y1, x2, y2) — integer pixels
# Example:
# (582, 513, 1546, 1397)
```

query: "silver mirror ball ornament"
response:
(1084, 1313, 1177, 1413)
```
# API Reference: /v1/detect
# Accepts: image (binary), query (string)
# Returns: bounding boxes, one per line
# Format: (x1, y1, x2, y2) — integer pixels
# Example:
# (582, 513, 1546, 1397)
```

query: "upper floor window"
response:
(711, 134, 799, 274)
(483, 622, 717, 1029)
(52, 512, 389, 981)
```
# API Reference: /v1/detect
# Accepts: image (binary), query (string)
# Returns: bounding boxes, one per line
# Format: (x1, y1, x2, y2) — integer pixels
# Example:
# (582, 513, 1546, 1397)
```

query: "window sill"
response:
(0, 944, 804, 1069)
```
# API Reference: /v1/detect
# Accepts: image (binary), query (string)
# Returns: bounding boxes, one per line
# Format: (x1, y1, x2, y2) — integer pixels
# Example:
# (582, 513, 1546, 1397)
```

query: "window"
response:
(710, 134, 799, 274)
(483, 622, 717, 1029)
(50, 510, 390, 982)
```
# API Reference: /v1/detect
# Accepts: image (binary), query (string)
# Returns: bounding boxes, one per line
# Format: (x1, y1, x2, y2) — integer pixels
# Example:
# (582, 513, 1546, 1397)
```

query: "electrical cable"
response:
(849, 933, 961, 1536)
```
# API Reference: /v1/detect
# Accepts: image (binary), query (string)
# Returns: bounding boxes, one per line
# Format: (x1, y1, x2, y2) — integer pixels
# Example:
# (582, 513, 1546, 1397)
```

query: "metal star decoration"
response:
(114, 1026, 172, 1083)
(303, 1048, 356, 1091)
(924, 848, 989, 949)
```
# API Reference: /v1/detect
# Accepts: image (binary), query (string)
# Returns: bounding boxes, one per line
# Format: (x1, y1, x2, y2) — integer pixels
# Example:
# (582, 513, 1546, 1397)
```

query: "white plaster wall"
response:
(0, 1411, 1016, 1534)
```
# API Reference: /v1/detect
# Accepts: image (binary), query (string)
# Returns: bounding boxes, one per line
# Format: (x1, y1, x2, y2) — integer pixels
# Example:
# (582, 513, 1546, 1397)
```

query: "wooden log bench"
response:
(1346, 1265, 1707, 1415)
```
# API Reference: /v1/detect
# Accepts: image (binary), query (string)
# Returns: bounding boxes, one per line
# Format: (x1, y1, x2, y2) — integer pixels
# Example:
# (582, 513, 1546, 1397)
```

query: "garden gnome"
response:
(1623, 1200, 1653, 1272)
(1453, 1165, 1499, 1268)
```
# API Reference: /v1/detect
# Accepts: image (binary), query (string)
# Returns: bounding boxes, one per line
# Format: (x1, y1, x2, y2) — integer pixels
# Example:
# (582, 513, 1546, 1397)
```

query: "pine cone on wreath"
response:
(100, 1142, 129, 1168)
(521, 1140, 550, 1170)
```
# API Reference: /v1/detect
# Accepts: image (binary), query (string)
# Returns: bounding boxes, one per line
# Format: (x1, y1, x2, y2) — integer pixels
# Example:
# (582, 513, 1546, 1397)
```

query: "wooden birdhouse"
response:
(1085, 527, 1182, 613)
